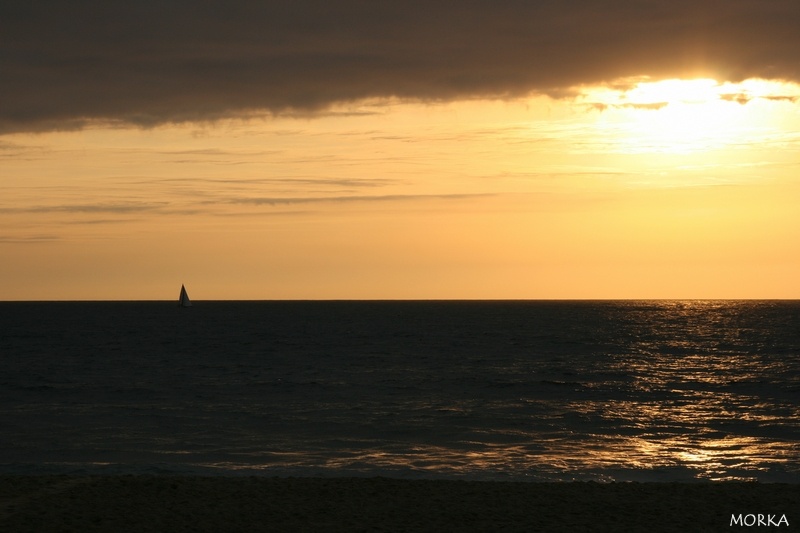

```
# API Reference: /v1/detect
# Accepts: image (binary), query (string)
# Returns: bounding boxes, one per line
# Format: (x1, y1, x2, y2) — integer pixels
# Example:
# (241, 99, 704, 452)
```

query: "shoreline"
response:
(1, 476, 797, 532)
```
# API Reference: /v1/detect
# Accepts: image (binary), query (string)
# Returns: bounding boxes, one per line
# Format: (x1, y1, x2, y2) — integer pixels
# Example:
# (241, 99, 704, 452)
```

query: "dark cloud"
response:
(2, 0, 799, 133)
(761, 95, 798, 103)
(720, 93, 753, 104)
(586, 103, 610, 112)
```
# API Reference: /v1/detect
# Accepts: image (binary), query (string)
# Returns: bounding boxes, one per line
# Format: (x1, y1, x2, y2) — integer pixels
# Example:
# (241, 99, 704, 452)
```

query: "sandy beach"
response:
(0, 476, 796, 532)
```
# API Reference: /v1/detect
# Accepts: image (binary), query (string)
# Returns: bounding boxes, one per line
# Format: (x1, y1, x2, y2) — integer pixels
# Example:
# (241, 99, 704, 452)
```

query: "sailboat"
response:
(178, 284, 192, 307)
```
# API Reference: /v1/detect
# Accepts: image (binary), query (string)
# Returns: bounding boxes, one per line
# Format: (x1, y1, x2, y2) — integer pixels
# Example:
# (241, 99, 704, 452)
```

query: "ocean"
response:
(1, 300, 798, 482)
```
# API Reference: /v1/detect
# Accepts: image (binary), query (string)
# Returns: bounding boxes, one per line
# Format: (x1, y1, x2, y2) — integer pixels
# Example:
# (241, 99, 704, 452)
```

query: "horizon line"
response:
(1, 298, 798, 303)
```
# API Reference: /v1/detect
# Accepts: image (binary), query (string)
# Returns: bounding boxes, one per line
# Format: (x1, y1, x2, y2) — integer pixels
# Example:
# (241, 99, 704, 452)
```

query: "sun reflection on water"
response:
(89, 300, 799, 482)
(224, 300, 797, 481)
(577, 300, 800, 481)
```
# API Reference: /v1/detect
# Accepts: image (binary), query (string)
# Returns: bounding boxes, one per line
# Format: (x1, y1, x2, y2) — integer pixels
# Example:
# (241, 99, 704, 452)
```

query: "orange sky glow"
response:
(2, 2, 800, 300)
(3, 78, 799, 300)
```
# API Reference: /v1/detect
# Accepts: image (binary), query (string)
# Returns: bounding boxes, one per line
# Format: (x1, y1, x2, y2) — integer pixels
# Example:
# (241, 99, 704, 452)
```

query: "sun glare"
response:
(579, 78, 800, 154)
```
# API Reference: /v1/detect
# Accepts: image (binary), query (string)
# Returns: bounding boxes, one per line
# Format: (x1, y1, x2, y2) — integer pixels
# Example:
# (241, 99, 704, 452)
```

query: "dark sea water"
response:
(1, 300, 798, 482)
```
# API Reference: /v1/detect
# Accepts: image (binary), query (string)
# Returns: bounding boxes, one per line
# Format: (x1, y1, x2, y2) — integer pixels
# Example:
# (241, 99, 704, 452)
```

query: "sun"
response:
(623, 79, 738, 154)
(578, 77, 800, 155)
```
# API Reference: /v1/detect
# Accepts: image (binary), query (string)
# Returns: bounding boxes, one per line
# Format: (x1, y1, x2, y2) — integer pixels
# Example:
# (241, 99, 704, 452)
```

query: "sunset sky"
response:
(2, 1, 799, 300)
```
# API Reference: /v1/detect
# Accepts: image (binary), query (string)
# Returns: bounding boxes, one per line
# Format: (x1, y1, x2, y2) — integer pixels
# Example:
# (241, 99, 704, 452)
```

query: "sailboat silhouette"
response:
(178, 284, 192, 307)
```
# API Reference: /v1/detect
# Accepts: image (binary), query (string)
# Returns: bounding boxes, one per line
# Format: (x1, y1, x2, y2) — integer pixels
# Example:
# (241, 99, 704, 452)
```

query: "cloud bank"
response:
(2, 0, 799, 133)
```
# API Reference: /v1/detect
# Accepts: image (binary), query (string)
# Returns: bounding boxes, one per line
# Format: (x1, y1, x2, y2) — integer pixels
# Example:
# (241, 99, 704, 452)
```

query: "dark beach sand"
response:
(0, 476, 797, 532)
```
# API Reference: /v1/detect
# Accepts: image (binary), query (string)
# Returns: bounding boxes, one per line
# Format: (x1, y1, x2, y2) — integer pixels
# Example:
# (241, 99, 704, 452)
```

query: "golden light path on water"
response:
(57, 300, 793, 482)
(206, 433, 794, 482)
(267, 301, 796, 481)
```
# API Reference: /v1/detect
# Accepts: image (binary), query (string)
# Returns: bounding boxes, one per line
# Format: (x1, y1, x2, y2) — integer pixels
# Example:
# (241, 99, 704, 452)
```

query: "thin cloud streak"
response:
(0, 192, 497, 221)
(2, 0, 799, 133)
(0, 202, 168, 215)
(225, 193, 495, 206)
(135, 176, 398, 188)
(0, 234, 61, 244)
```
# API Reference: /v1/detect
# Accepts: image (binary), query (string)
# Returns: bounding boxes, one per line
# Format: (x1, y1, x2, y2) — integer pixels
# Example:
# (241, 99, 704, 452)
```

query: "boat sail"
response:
(178, 284, 192, 307)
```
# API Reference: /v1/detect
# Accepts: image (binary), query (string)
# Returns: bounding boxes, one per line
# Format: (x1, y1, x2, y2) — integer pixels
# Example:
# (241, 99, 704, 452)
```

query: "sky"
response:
(2, 1, 800, 300)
